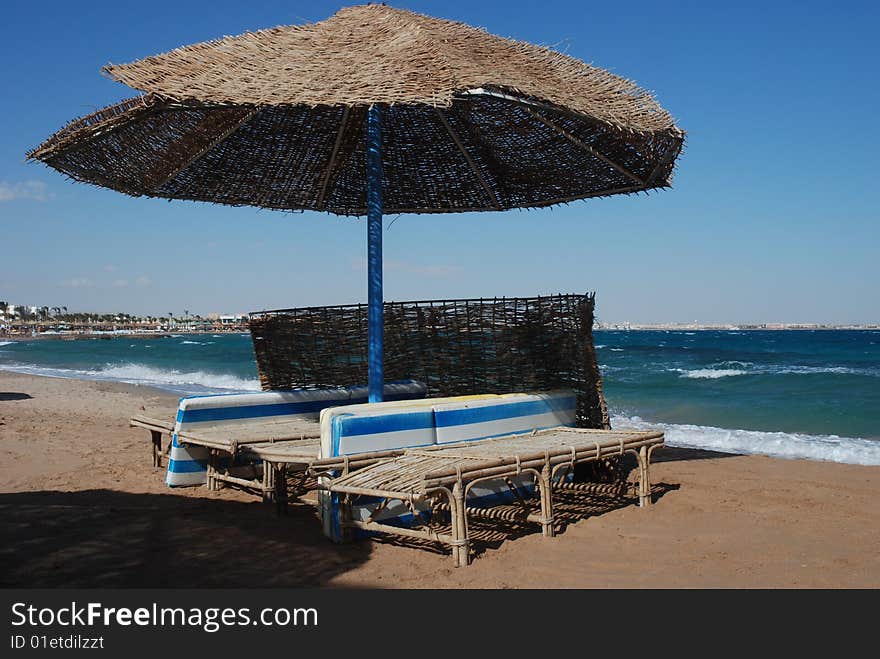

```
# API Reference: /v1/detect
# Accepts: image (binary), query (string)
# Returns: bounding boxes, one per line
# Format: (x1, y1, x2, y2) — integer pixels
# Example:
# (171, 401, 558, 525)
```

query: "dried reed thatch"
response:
(28, 4, 683, 215)
(249, 293, 609, 429)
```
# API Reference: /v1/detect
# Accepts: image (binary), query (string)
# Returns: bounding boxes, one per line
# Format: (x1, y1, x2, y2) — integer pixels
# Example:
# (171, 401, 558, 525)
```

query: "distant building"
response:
(219, 314, 248, 325)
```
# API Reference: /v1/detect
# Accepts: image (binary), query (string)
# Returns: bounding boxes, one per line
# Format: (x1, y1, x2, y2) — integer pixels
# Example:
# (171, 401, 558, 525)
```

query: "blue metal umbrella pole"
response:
(366, 104, 384, 403)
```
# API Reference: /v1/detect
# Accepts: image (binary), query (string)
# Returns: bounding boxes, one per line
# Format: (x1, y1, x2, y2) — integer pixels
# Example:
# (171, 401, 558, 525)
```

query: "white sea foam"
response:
(97, 364, 258, 391)
(774, 365, 868, 376)
(0, 362, 260, 394)
(678, 368, 749, 379)
(672, 362, 878, 379)
(612, 414, 880, 466)
(0, 341, 14, 348)
(609, 348, 624, 352)
(180, 340, 214, 345)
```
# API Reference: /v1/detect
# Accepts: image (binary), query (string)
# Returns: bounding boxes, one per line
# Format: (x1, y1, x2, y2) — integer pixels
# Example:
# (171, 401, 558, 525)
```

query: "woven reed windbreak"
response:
(249, 294, 609, 429)
(28, 4, 684, 215)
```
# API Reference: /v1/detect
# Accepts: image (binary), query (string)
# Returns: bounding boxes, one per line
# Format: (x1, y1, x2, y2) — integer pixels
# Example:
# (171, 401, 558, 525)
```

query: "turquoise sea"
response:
(1, 330, 878, 465)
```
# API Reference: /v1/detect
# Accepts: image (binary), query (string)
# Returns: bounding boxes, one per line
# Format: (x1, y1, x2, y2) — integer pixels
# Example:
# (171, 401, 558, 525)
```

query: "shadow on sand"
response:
(1, 449, 705, 582)
(0, 490, 370, 588)
(360, 477, 680, 560)
(652, 445, 739, 463)
(0, 392, 33, 401)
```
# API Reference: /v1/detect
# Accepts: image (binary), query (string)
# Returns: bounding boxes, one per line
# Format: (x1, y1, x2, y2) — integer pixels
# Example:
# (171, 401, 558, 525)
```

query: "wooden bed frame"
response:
(129, 413, 321, 499)
(325, 427, 664, 567)
(130, 415, 665, 566)
(130, 414, 175, 468)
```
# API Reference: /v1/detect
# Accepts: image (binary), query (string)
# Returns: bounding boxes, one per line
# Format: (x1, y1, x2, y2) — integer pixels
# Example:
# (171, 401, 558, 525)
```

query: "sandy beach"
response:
(1, 369, 878, 589)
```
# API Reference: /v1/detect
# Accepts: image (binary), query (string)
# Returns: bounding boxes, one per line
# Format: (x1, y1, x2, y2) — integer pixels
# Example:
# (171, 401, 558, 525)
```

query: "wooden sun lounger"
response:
(175, 418, 321, 498)
(327, 427, 664, 567)
(238, 438, 323, 513)
(129, 412, 321, 498)
(130, 414, 176, 468)
(235, 441, 422, 514)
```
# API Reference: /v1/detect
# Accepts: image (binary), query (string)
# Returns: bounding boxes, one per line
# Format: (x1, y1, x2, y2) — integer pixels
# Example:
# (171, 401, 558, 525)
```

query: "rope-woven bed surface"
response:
(413, 427, 662, 460)
(176, 418, 320, 447)
(242, 437, 322, 461)
(330, 427, 662, 495)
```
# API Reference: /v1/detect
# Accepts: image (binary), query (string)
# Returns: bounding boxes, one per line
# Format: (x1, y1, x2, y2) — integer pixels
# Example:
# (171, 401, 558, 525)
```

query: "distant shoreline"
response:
(596, 325, 879, 331)
(0, 330, 248, 342)
(3, 326, 879, 342)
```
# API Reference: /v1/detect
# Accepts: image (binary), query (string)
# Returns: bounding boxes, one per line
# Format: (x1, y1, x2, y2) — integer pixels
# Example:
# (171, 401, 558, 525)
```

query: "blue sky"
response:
(1, 0, 877, 323)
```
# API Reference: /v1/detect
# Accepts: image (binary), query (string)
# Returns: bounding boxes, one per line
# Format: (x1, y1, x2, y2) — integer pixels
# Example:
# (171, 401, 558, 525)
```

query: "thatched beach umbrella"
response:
(28, 3, 684, 402)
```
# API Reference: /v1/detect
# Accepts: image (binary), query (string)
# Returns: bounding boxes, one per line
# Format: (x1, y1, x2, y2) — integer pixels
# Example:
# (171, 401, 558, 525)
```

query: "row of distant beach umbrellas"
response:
(28, 4, 684, 402)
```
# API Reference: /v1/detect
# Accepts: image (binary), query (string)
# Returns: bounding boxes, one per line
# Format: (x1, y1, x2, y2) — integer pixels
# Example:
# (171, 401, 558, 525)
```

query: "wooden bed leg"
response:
(340, 494, 355, 543)
(262, 463, 274, 504)
(638, 445, 648, 507)
(450, 481, 470, 567)
(539, 464, 555, 538)
(274, 465, 288, 516)
(150, 430, 162, 468)
(206, 450, 217, 491)
(645, 445, 657, 505)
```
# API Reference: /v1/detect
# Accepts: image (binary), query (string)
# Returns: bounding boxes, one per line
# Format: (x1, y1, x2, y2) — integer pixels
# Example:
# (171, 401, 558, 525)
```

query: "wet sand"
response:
(1, 370, 877, 588)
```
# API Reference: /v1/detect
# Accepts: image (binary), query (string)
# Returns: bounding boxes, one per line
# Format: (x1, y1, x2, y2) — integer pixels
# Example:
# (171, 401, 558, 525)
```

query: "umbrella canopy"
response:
(28, 3, 684, 401)
(28, 4, 683, 213)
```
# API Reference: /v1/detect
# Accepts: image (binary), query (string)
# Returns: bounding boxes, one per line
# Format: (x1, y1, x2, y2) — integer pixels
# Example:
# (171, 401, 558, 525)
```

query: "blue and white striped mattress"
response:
(165, 380, 427, 487)
(319, 390, 577, 541)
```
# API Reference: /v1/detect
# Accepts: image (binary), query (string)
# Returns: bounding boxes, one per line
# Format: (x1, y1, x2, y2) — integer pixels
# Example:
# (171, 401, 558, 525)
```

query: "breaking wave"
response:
(0, 362, 260, 394)
(677, 368, 748, 379)
(672, 362, 878, 379)
(612, 414, 880, 466)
